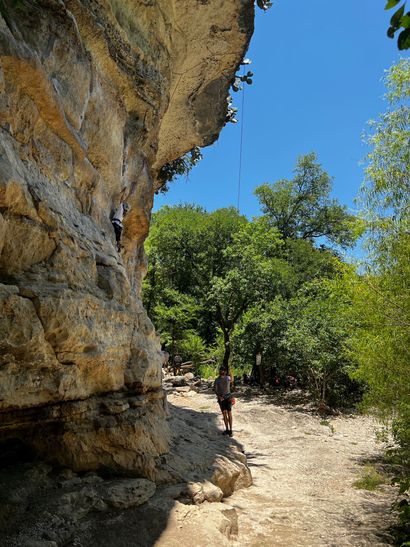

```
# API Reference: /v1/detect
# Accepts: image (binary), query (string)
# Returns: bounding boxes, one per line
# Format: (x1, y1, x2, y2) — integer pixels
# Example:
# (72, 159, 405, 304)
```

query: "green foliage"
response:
(352, 59, 410, 416)
(280, 276, 361, 405)
(385, 1, 410, 50)
(320, 419, 335, 434)
(150, 288, 200, 353)
(349, 59, 410, 535)
(0, 0, 24, 19)
(207, 218, 290, 367)
(353, 464, 386, 491)
(361, 60, 410, 224)
(254, 153, 359, 248)
(145, 159, 358, 404)
(143, 204, 247, 362)
(232, 297, 287, 373)
(157, 147, 202, 193)
(197, 362, 219, 379)
(256, 0, 273, 11)
(179, 331, 207, 365)
(232, 70, 254, 93)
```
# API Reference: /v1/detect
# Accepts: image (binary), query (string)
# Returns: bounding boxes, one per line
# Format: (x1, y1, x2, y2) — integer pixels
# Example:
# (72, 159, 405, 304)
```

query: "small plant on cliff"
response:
(227, 58, 253, 124)
(231, 69, 254, 93)
(385, 0, 410, 50)
(256, 0, 273, 11)
(157, 146, 202, 193)
(0, 0, 25, 21)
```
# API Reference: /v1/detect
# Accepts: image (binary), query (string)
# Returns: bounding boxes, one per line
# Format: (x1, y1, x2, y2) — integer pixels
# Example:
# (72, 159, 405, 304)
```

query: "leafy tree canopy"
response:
(254, 153, 359, 248)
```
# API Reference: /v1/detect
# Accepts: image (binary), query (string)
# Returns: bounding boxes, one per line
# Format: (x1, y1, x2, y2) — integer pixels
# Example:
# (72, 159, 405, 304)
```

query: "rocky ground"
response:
(178, 385, 398, 546)
(0, 375, 399, 546)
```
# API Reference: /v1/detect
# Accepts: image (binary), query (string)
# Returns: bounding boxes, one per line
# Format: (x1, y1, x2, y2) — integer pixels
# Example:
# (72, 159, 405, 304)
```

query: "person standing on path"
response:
(214, 367, 233, 436)
(173, 353, 182, 376)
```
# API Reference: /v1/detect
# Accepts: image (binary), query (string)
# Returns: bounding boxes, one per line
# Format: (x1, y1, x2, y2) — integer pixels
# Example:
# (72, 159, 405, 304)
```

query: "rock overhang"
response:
(0, 0, 254, 474)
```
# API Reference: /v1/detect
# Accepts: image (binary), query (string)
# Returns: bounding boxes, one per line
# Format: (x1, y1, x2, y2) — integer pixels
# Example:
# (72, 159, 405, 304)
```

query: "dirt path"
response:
(0, 387, 398, 546)
(169, 388, 397, 546)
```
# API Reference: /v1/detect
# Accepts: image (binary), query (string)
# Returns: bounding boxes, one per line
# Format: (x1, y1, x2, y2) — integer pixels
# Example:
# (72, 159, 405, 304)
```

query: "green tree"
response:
(351, 58, 410, 536)
(385, 1, 410, 50)
(232, 297, 288, 379)
(207, 219, 290, 368)
(143, 205, 247, 357)
(254, 153, 358, 248)
(179, 331, 207, 366)
(361, 58, 410, 222)
(144, 204, 208, 302)
(152, 288, 200, 354)
(282, 276, 358, 406)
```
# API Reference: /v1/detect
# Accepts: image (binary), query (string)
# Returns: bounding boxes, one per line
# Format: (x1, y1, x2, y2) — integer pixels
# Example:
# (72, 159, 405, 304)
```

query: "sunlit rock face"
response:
(0, 0, 253, 476)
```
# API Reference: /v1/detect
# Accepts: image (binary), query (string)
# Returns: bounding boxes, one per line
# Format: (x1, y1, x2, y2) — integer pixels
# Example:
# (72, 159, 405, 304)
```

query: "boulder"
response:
(211, 455, 253, 497)
(175, 386, 191, 393)
(166, 376, 188, 387)
(98, 478, 156, 509)
(183, 480, 224, 504)
(55, 478, 156, 518)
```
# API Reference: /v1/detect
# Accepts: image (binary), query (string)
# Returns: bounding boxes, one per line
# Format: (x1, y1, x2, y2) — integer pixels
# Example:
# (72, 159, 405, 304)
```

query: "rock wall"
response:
(0, 0, 254, 476)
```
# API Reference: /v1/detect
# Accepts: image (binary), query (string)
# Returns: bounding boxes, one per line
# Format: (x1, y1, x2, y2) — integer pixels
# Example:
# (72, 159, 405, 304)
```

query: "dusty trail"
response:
(170, 388, 397, 546)
(0, 386, 397, 546)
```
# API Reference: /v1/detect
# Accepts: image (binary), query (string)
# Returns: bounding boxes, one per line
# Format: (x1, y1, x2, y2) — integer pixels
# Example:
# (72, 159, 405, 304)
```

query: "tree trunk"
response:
(222, 329, 231, 371)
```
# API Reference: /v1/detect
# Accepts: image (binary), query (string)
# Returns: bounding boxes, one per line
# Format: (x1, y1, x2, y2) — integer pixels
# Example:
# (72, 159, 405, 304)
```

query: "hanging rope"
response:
(237, 68, 246, 214)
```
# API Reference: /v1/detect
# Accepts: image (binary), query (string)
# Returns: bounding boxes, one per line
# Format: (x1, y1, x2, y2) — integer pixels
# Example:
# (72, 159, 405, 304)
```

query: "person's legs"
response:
(227, 410, 233, 434)
(113, 222, 122, 251)
(222, 409, 229, 432)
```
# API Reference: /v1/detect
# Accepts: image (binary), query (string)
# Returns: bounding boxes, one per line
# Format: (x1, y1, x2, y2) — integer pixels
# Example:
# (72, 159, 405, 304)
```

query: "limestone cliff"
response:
(0, 0, 254, 477)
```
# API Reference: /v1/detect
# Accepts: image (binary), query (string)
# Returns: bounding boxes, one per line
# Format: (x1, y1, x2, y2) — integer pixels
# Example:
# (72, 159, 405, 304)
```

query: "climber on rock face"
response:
(111, 202, 130, 252)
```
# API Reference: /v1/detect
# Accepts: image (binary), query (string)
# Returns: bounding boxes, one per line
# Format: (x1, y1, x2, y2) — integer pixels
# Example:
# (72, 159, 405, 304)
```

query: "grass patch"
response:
(197, 364, 218, 379)
(320, 419, 335, 434)
(353, 464, 386, 491)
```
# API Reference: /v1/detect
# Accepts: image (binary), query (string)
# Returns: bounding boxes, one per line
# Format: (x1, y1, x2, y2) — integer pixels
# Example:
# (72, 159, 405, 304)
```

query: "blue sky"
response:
(154, 1, 403, 224)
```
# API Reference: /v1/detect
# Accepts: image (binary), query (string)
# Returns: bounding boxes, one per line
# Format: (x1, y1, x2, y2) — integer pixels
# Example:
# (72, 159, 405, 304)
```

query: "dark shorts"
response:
(112, 221, 122, 243)
(218, 398, 232, 412)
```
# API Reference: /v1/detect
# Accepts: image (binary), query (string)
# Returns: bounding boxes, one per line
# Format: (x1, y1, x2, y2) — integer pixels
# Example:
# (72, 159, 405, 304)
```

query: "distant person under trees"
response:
(214, 367, 234, 437)
(173, 353, 182, 376)
(162, 350, 170, 372)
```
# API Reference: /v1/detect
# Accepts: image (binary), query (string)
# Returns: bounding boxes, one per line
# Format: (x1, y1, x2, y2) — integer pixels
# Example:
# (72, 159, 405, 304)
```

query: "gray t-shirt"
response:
(214, 375, 231, 398)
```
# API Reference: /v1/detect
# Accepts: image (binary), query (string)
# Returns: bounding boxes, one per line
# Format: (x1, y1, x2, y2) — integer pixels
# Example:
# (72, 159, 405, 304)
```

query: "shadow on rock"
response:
(0, 402, 251, 547)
